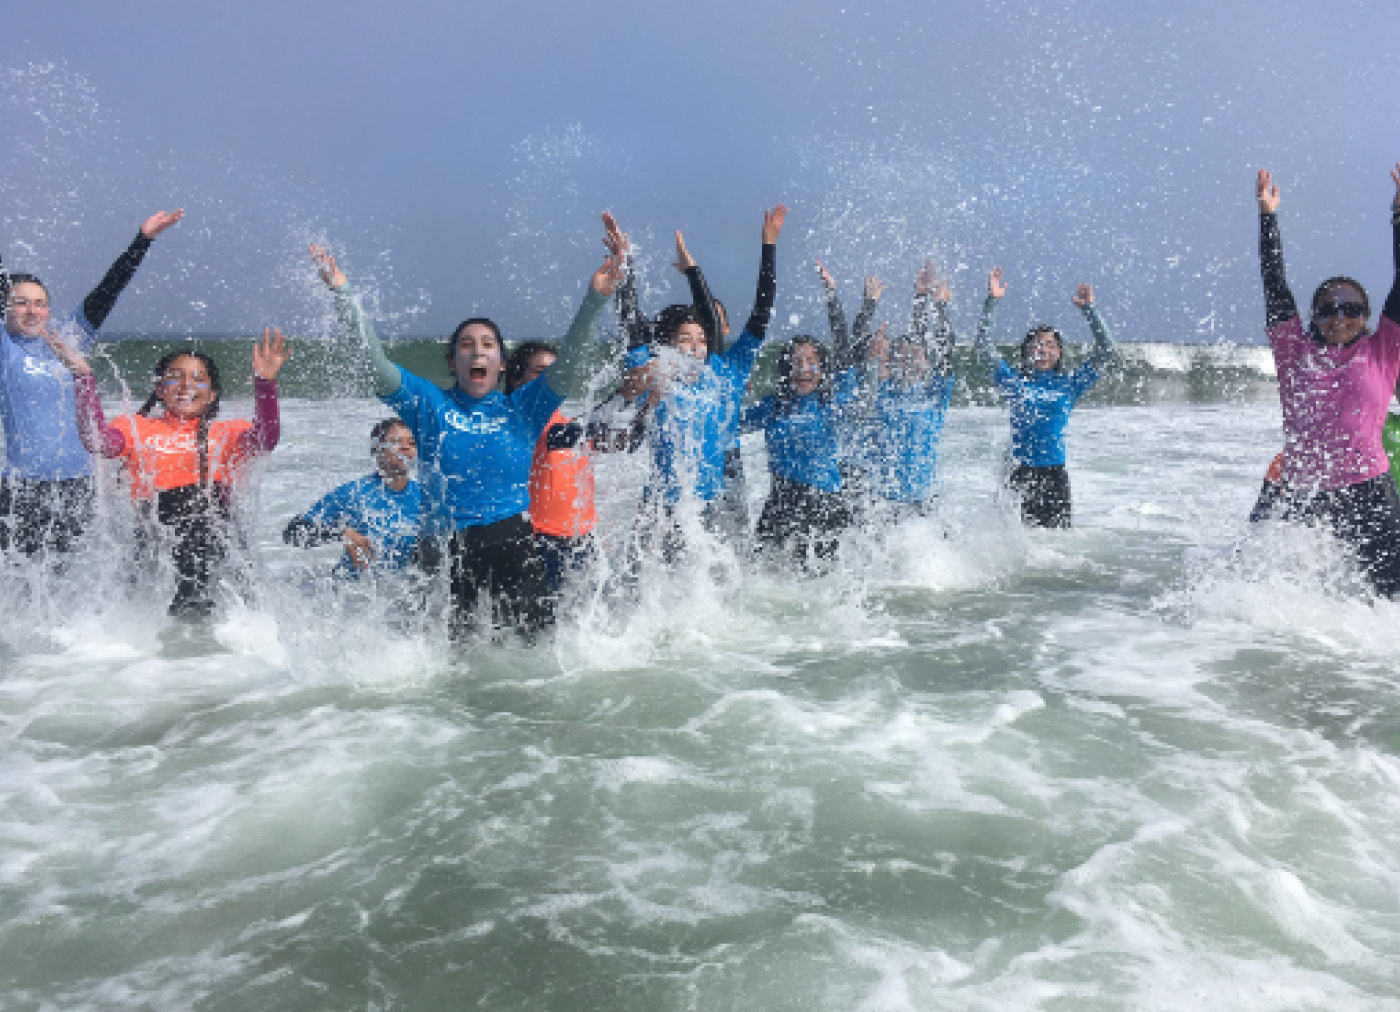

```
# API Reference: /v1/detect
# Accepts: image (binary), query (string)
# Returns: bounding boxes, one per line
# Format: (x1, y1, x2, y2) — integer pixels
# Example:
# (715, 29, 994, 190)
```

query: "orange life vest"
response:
(528, 409, 598, 538)
(111, 413, 254, 499)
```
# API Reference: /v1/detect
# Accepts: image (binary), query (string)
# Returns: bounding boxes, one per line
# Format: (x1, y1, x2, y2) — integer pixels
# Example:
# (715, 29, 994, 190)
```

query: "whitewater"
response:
(3, 387, 1399, 1011)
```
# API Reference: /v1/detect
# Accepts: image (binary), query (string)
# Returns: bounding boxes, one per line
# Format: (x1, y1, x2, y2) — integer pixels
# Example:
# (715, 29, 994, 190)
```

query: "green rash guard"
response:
(1383, 413, 1400, 489)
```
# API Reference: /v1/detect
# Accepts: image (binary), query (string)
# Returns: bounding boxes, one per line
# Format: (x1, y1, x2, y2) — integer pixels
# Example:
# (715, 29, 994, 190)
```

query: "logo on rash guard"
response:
(444, 410, 507, 435)
(22, 356, 66, 379)
(142, 433, 200, 454)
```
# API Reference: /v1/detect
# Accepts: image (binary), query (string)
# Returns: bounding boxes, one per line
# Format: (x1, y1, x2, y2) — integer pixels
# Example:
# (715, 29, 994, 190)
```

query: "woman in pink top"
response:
(1255, 162, 1400, 596)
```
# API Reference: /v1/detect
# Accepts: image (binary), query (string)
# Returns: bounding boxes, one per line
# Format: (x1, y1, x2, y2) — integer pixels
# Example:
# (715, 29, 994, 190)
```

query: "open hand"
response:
(140, 209, 185, 239)
(987, 267, 1007, 300)
(914, 259, 938, 297)
(344, 529, 375, 570)
(253, 327, 291, 380)
(673, 231, 697, 272)
(42, 326, 92, 376)
(863, 276, 886, 302)
(1072, 283, 1095, 308)
(592, 253, 626, 297)
(762, 204, 788, 245)
(602, 212, 631, 258)
(308, 244, 347, 289)
(1256, 169, 1280, 214)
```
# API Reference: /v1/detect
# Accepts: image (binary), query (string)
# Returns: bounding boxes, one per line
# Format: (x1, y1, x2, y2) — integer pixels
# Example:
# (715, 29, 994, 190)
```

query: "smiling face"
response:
(451, 323, 504, 398)
(157, 354, 217, 419)
(1312, 282, 1369, 346)
(6, 281, 51, 338)
(674, 322, 708, 361)
(1025, 329, 1062, 372)
(374, 422, 417, 482)
(788, 342, 824, 396)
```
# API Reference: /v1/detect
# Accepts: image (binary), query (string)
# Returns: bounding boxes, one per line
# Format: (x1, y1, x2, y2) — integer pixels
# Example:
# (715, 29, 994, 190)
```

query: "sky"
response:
(1, 0, 1396, 345)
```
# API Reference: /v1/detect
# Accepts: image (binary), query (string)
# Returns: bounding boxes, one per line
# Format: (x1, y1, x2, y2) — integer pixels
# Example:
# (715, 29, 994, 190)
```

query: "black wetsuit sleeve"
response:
(1384, 203, 1400, 325)
(618, 262, 651, 350)
(929, 300, 956, 377)
(685, 265, 723, 355)
(829, 290, 860, 372)
(851, 294, 878, 352)
(83, 232, 153, 330)
(283, 515, 340, 548)
(1259, 212, 1298, 328)
(745, 242, 777, 340)
(0, 254, 8, 309)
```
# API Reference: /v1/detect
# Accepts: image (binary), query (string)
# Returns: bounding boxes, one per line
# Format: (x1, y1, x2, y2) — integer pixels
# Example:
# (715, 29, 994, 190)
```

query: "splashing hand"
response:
(814, 258, 836, 291)
(308, 245, 347, 289)
(602, 212, 630, 258)
(140, 209, 184, 239)
(863, 276, 886, 302)
(987, 267, 1007, 300)
(344, 529, 375, 570)
(253, 327, 291, 380)
(762, 204, 788, 245)
(914, 259, 938, 297)
(42, 326, 92, 376)
(1072, 283, 1095, 309)
(672, 231, 697, 273)
(592, 254, 626, 297)
(1256, 169, 1280, 214)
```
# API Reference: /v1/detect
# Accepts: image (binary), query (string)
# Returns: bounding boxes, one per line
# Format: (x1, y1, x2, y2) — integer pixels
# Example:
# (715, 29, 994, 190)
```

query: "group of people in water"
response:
(2, 161, 1399, 636)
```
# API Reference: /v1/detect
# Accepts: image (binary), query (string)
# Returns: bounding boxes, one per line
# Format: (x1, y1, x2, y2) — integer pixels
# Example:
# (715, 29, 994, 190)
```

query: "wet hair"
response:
(138, 349, 223, 487)
(503, 341, 558, 394)
(774, 336, 830, 415)
(370, 417, 412, 452)
(653, 304, 704, 349)
(5, 272, 50, 301)
(1020, 326, 1065, 373)
(445, 317, 504, 362)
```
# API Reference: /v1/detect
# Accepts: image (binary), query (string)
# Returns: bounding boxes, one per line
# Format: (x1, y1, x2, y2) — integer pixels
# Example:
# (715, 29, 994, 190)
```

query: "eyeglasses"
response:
(7, 298, 49, 310)
(1315, 302, 1367, 320)
(160, 376, 210, 389)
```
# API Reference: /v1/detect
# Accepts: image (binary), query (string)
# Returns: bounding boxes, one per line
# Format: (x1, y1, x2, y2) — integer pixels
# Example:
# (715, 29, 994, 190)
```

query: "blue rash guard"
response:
(385, 370, 561, 536)
(869, 373, 955, 503)
(291, 474, 422, 576)
(973, 299, 1117, 468)
(743, 368, 860, 494)
(0, 311, 98, 480)
(648, 329, 764, 504)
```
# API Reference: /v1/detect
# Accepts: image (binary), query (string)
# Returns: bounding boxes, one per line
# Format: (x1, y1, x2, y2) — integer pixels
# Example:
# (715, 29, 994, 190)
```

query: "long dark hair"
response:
(774, 335, 830, 415)
(140, 349, 223, 487)
(503, 341, 557, 394)
(652, 304, 704, 350)
(1020, 326, 1065, 374)
(445, 317, 503, 362)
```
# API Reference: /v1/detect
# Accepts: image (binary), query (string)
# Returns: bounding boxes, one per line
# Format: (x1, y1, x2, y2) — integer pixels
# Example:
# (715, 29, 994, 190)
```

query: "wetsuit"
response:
(867, 292, 957, 513)
(972, 296, 1117, 528)
(73, 372, 280, 616)
(0, 234, 157, 556)
(1249, 453, 1287, 523)
(334, 280, 607, 636)
(637, 242, 776, 560)
(821, 284, 882, 515)
(1256, 201, 1400, 597)
(284, 473, 422, 577)
(1383, 413, 1400, 489)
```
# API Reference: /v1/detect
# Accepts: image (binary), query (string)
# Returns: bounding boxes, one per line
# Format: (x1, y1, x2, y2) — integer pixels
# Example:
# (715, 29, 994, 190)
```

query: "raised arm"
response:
(1385, 162, 1400, 325)
(41, 327, 126, 457)
(237, 327, 288, 457)
(675, 230, 723, 355)
(543, 253, 625, 399)
(851, 275, 885, 358)
(1072, 284, 1117, 367)
(310, 244, 401, 397)
(81, 209, 184, 333)
(912, 260, 956, 376)
(603, 213, 651, 350)
(743, 204, 786, 341)
(971, 268, 1007, 371)
(1257, 169, 1298, 328)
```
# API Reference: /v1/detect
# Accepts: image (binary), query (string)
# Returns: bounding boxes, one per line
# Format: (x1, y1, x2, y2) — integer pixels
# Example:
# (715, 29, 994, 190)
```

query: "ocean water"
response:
(3, 395, 1398, 1011)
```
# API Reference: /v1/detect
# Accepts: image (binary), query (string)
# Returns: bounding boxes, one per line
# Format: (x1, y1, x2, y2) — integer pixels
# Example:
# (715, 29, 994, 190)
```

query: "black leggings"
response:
(440, 514, 553, 637)
(1009, 465, 1071, 528)
(1270, 473, 1400, 599)
(756, 475, 852, 567)
(0, 475, 95, 557)
(136, 485, 233, 618)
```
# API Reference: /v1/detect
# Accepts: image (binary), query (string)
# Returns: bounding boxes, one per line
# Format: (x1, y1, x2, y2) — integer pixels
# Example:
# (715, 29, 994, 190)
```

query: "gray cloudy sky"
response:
(1, 0, 1396, 344)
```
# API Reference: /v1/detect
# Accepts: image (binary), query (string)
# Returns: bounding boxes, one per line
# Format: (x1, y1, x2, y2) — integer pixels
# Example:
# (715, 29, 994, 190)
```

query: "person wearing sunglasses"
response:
(44, 331, 288, 618)
(1254, 163, 1400, 596)
(0, 209, 184, 559)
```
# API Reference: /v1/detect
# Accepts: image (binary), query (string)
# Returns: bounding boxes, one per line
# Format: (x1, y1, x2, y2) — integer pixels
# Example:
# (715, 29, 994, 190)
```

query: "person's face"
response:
(519, 349, 557, 388)
(6, 281, 51, 338)
(374, 424, 417, 478)
(675, 322, 707, 360)
(452, 324, 504, 397)
(1313, 283, 1369, 346)
(789, 343, 823, 396)
(891, 340, 929, 384)
(1026, 330, 1062, 371)
(157, 355, 216, 419)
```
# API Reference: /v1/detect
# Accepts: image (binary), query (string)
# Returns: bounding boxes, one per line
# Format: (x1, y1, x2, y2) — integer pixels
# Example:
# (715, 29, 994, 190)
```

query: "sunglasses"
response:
(1315, 301, 1367, 320)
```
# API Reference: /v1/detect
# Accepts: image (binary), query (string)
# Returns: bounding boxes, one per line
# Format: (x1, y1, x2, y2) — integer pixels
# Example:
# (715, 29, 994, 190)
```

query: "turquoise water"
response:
(2, 396, 1398, 1010)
